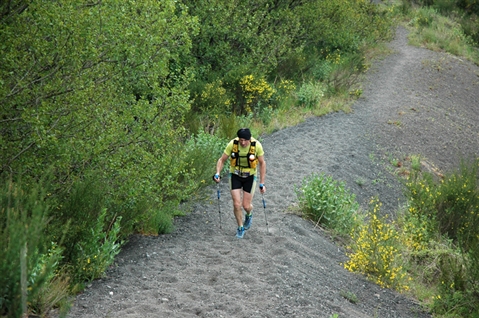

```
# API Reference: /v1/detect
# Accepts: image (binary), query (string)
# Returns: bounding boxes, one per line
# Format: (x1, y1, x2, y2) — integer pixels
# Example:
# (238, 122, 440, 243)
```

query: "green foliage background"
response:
(0, 0, 199, 241)
(1, 0, 478, 316)
(12, 0, 479, 316)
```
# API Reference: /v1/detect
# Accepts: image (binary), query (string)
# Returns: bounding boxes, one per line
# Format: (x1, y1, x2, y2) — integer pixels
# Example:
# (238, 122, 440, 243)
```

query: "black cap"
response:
(237, 128, 251, 140)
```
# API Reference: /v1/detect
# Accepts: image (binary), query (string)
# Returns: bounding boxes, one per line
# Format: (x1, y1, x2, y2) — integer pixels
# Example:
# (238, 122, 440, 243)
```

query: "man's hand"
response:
(259, 183, 266, 194)
(213, 174, 221, 183)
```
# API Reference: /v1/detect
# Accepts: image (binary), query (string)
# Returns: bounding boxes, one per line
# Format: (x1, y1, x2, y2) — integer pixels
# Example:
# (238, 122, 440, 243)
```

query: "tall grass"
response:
(404, 4, 479, 64)
(0, 177, 66, 317)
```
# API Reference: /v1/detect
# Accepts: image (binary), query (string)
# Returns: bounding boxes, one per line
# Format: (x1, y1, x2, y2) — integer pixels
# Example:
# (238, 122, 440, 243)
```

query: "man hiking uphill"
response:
(213, 128, 266, 238)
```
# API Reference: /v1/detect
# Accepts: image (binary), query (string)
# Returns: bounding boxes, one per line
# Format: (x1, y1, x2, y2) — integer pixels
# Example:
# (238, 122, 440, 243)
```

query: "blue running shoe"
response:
(244, 213, 253, 230)
(236, 226, 245, 238)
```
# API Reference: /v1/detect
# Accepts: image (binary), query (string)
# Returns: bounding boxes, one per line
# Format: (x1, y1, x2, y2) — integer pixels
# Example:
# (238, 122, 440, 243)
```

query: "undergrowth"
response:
(297, 157, 479, 316)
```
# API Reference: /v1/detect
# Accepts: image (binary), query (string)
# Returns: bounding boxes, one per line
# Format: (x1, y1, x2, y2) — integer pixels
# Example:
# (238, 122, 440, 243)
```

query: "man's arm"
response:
(257, 155, 266, 193)
(214, 153, 229, 182)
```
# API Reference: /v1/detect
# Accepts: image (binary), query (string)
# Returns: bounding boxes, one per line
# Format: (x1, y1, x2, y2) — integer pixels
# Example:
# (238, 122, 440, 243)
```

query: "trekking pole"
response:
(215, 176, 222, 229)
(260, 185, 268, 233)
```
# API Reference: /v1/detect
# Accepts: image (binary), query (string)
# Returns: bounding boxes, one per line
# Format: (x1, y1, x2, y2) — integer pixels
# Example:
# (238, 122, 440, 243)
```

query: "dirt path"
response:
(64, 26, 479, 318)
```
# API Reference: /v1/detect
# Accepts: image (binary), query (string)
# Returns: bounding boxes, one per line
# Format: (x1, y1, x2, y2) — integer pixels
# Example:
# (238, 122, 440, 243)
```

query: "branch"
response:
(8, 141, 35, 165)
(3, 59, 39, 102)
(0, 117, 22, 123)
(0, 1, 28, 22)
(83, 0, 102, 8)
(7, 110, 63, 166)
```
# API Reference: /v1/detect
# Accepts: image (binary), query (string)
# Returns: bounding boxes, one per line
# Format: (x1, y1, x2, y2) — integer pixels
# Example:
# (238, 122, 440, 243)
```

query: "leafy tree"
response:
(457, 0, 479, 14)
(181, 0, 304, 115)
(181, 0, 391, 118)
(0, 1, 199, 217)
(297, 0, 390, 53)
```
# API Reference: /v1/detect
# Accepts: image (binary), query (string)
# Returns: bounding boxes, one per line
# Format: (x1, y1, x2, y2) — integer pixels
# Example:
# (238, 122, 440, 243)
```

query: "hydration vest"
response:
(230, 137, 258, 169)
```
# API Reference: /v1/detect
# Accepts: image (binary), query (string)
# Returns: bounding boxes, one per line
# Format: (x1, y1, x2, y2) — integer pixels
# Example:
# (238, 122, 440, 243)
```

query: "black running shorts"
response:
(229, 173, 256, 194)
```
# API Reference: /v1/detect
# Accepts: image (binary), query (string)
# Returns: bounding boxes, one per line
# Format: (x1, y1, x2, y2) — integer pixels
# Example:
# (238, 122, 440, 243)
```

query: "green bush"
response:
(455, 0, 479, 15)
(403, 171, 439, 251)
(435, 159, 479, 251)
(70, 208, 122, 283)
(432, 159, 479, 315)
(49, 174, 109, 258)
(433, 0, 457, 14)
(155, 202, 178, 235)
(398, 0, 413, 15)
(460, 13, 479, 44)
(345, 198, 409, 291)
(44, 175, 123, 285)
(431, 246, 474, 316)
(296, 82, 325, 108)
(312, 59, 334, 82)
(184, 129, 229, 182)
(28, 244, 71, 316)
(410, 7, 437, 28)
(297, 0, 391, 54)
(0, 0, 196, 210)
(0, 177, 59, 317)
(296, 173, 360, 235)
(404, 158, 479, 315)
(325, 52, 368, 97)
